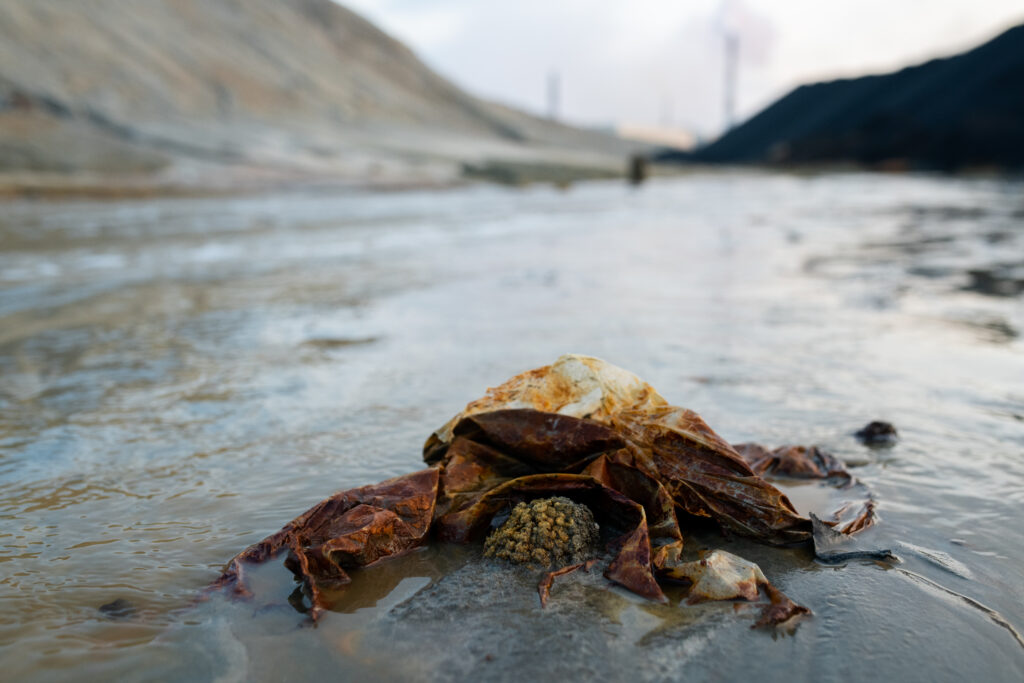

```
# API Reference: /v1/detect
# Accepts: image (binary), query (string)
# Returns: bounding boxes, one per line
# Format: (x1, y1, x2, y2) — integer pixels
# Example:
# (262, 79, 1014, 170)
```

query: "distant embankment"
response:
(0, 0, 636, 192)
(660, 23, 1024, 171)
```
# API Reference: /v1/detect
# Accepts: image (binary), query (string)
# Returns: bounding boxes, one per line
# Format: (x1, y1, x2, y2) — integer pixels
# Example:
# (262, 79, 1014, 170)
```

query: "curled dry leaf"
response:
(608, 407, 811, 545)
(733, 443, 852, 482)
(424, 354, 667, 461)
(661, 549, 811, 628)
(733, 442, 879, 533)
(210, 468, 439, 619)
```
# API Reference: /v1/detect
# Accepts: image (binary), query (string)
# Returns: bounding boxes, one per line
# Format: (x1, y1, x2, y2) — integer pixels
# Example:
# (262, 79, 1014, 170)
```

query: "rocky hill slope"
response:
(0, 0, 636, 191)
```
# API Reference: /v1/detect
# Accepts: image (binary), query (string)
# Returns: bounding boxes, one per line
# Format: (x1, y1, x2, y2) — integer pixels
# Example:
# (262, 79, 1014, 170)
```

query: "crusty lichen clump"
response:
(484, 497, 600, 568)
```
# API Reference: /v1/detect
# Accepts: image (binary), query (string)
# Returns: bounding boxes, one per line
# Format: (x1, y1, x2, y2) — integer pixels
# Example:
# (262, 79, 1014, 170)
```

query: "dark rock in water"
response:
(810, 513, 897, 564)
(855, 421, 898, 446)
(98, 598, 135, 619)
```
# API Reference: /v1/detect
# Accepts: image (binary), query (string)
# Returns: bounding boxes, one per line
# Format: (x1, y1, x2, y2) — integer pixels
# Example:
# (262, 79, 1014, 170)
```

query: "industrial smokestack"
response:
(715, 0, 774, 134)
(723, 31, 738, 131)
(547, 70, 560, 120)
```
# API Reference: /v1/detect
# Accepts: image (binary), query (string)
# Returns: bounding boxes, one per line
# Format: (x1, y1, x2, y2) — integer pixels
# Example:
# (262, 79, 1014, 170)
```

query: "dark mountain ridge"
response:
(666, 23, 1024, 171)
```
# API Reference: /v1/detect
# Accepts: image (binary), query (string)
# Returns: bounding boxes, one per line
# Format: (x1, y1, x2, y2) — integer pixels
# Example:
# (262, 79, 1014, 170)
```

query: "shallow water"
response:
(1, 172, 1022, 681)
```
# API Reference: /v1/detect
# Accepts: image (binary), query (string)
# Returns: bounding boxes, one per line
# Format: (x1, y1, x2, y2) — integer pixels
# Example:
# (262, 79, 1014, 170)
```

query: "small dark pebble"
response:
(854, 421, 898, 446)
(99, 598, 135, 619)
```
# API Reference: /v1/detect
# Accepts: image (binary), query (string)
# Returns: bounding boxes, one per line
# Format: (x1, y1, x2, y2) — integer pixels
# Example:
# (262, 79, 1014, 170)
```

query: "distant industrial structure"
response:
(547, 70, 560, 120)
(723, 31, 738, 131)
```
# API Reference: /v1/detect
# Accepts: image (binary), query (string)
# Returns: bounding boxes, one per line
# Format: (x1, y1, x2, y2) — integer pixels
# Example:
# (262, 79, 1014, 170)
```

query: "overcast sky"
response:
(339, 0, 1024, 137)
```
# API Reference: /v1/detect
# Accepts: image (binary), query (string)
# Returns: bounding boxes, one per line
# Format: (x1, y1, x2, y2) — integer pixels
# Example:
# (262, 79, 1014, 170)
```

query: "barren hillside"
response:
(0, 0, 636, 190)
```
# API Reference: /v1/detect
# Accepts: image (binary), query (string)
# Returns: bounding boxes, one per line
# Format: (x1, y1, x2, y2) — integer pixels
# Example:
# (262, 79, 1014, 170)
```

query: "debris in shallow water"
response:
(854, 421, 898, 446)
(732, 442, 879, 532)
(210, 468, 439, 619)
(484, 497, 599, 568)
(212, 354, 883, 626)
(99, 598, 135, 620)
(810, 512, 897, 563)
(664, 550, 763, 602)
(660, 549, 811, 628)
(733, 443, 852, 482)
(829, 498, 878, 535)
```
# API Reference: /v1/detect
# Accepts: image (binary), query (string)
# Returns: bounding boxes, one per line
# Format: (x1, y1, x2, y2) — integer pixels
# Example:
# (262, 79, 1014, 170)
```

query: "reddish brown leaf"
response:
(211, 468, 439, 618)
(610, 407, 812, 545)
(733, 443, 852, 481)
(441, 409, 625, 470)
(582, 451, 684, 569)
